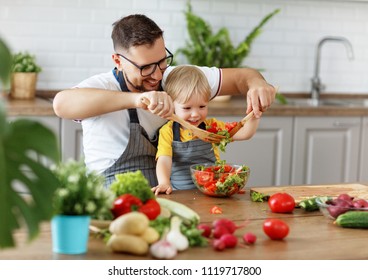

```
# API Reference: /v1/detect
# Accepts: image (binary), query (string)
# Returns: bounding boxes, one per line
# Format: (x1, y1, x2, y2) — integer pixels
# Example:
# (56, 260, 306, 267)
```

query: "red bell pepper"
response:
(111, 194, 161, 220)
(111, 194, 143, 218)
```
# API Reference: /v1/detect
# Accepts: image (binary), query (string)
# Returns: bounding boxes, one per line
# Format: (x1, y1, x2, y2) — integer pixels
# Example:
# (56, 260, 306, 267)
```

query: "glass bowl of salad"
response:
(190, 162, 250, 197)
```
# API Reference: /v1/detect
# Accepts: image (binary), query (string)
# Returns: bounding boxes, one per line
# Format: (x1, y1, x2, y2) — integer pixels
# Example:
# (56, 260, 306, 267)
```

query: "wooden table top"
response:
(1, 189, 367, 260)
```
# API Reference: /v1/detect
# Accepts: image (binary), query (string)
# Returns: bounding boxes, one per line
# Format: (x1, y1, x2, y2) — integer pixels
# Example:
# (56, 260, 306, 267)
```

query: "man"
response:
(53, 14, 276, 187)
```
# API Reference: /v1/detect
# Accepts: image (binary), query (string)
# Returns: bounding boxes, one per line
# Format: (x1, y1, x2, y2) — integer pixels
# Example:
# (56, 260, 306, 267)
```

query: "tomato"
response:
(195, 171, 214, 186)
(225, 122, 237, 132)
(268, 192, 295, 213)
(210, 206, 223, 214)
(111, 194, 143, 218)
(206, 122, 220, 133)
(204, 181, 217, 192)
(263, 219, 289, 240)
(138, 199, 161, 220)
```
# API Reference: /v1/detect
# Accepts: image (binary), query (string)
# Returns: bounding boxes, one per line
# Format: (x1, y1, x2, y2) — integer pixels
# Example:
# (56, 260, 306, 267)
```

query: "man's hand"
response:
(246, 84, 277, 118)
(138, 91, 174, 118)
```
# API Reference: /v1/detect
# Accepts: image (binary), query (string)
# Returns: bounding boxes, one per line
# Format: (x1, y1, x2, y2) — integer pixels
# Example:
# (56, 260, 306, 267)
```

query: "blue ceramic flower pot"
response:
(51, 215, 90, 254)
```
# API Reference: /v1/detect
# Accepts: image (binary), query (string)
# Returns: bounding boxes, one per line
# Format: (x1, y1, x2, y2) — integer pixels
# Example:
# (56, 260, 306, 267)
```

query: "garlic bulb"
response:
(150, 239, 177, 259)
(166, 216, 189, 251)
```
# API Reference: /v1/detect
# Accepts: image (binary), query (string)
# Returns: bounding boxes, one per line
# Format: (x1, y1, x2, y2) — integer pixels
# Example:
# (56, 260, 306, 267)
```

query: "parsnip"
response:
(107, 234, 149, 255)
(109, 212, 149, 235)
(140, 227, 160, 244)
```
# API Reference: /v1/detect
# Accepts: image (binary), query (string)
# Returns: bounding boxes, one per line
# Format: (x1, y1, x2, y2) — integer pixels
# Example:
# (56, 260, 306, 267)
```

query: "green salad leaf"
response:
(109, 170, 155, 202)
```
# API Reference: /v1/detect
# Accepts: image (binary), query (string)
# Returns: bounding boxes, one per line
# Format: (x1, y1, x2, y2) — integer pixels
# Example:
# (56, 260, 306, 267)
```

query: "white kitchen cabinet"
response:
(212, 116, 293, 187)
(61, 119, 84, 161)
(291, 116, 361, 185)
(359, 117, 368, 182)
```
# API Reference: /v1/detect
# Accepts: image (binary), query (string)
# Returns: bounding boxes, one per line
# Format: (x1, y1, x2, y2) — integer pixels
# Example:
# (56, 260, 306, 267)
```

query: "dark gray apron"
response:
(102, 69, 159, 187)
(171, 121, 216, 190)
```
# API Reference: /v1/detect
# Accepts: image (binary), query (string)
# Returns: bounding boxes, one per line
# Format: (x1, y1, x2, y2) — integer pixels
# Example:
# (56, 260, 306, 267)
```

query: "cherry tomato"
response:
(111, 194, 143, 218)
(268, 193, 295, 213)
(138, 199, 161, 220)
(225, 122, 238, 132)
(263, 219, 289, 240)
(206, 122, 220, 133)
(210, 206, 223, 214)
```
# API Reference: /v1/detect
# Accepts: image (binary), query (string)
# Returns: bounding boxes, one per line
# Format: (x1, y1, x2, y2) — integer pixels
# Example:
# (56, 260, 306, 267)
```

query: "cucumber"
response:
(156, 198, 200, 226)
(335, 211, 368, 228)
(299, 196, 330, 212)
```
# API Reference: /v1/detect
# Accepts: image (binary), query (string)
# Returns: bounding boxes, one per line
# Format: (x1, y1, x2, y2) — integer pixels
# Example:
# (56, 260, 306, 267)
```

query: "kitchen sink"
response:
(286, 98, 368, 107)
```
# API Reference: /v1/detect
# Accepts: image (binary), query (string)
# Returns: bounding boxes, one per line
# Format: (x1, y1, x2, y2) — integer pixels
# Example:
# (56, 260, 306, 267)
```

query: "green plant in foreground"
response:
(0, 38, 13, 88)
(51, 159, 114, 220)
(0, 103, 60, 248)
(12, 51, 42, 73)
(0, 38, 60, 249)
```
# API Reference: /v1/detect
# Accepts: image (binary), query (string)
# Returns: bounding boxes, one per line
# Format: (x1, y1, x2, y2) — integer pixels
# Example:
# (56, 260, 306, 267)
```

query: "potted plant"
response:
(1, 38, 60, 249)
(10, 51, 42, 99)
(51, 159, 114, 254)
(176, 2, 286, 104)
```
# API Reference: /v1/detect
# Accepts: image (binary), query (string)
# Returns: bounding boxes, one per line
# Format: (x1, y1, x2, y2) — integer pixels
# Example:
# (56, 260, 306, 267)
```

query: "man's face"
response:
(113, 37, 168, 92)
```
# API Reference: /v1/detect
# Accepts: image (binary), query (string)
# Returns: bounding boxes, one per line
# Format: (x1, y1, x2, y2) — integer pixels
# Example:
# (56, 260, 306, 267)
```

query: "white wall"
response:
(1, 0, 367, 94)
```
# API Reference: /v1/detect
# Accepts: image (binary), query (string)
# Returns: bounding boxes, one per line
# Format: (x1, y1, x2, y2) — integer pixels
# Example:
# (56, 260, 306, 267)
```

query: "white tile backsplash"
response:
(1, 0, 367, 94)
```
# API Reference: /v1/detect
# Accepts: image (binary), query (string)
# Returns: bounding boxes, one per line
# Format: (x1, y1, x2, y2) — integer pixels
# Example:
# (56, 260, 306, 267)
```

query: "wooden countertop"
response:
(3, 92, 368, 117)
(1, 188, 368, 260)
(2, 95, 56, 116)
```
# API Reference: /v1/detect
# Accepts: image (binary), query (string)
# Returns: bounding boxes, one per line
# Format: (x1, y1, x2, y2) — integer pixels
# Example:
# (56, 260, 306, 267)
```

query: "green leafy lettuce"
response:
(109, 170, 155, 202)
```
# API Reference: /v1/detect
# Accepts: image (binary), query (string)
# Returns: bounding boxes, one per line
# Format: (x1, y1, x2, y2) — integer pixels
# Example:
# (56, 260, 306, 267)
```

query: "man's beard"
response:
(124, 72, 147, 92)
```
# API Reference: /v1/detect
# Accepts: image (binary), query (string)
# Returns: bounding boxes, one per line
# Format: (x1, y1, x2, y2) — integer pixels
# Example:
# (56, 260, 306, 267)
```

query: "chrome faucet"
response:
(311, 36, 354, 103)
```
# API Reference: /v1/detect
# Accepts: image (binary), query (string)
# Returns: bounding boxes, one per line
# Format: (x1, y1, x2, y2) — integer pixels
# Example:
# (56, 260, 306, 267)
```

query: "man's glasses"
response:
(117, 48, 174, 77)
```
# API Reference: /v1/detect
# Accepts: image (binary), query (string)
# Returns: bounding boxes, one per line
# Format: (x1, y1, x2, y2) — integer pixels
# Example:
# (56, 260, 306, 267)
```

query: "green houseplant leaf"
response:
(176, 2, 286, 104)
(176, 2, 280, 68)
(0, 38, 12, 88)
(0, 103, 60, 248)
(11, 51, 42, 73)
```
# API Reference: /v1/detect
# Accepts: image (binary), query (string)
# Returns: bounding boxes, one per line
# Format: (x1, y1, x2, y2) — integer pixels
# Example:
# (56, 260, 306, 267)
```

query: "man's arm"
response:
(53, 88, 174, 120)
(220, 68, 276, 118)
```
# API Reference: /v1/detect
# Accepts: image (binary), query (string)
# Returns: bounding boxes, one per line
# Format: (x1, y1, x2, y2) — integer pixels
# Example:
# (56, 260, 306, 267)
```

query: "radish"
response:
(197, 223, 212, 238)
(219, 233, 238, 248)
(243, 232, 257, 244)
(337, 193, 354, 201)
(212, 218, 246, 234)
(213, 239, 226, 251)
(212, 225, 230, 239)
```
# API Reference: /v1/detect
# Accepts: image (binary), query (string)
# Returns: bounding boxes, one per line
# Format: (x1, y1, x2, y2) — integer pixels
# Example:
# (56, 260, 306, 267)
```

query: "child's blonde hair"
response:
(165, 65, 211, 103)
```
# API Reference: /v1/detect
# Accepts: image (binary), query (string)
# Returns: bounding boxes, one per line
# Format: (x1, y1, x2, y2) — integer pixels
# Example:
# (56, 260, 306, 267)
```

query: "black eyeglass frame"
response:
(116, 47, 174, 77)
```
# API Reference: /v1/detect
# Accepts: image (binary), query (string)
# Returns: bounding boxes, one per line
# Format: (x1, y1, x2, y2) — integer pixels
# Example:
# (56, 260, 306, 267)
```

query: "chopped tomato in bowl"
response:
(190, 161, 250, 197)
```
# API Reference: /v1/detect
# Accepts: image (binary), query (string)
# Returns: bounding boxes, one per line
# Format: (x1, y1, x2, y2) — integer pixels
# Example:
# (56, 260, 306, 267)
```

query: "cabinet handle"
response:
(333, 121, 360, 127)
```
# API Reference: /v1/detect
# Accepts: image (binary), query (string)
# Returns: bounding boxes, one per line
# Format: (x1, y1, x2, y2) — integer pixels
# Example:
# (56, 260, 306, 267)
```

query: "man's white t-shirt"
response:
(75, 66, 222, 174)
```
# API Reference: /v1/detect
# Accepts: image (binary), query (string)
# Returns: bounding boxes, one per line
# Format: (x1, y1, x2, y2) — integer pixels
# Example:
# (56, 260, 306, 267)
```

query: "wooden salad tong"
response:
(140, 97, 226, 143)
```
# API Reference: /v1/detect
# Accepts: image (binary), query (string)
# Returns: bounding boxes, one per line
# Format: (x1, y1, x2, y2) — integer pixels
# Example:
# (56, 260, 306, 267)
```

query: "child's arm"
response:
(152, 155, 173, 195)
(231, 116, 260, 141)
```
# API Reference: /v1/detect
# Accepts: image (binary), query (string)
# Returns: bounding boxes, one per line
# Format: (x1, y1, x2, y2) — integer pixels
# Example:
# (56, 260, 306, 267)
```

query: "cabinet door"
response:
(292, 117, 361, 185)
(359, 117, 368, 181)
(213, 116, 293, 187)
(61, 119, 84, 161)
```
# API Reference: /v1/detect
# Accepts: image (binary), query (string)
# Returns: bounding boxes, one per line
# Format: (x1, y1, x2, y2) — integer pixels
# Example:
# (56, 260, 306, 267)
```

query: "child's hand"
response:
(152, 183, 173, 195)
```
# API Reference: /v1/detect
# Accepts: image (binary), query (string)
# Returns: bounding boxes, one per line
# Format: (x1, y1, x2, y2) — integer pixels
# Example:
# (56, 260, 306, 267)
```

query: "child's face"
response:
(174, 95, 208, 127)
